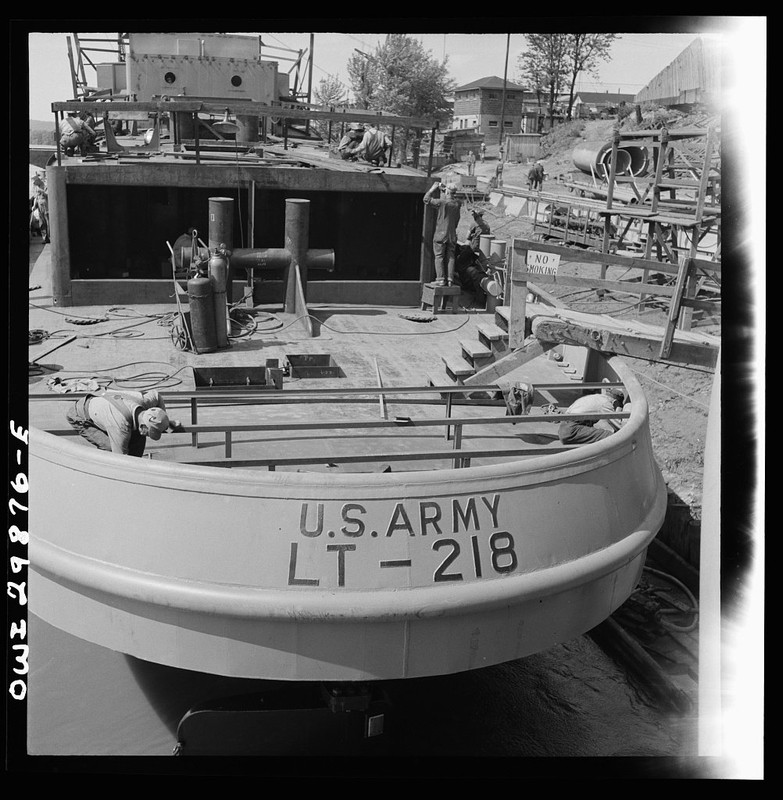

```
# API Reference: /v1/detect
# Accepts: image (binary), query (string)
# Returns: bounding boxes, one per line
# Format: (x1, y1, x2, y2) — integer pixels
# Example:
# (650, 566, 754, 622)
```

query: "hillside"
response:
(30, 119, 56, 146)
(440, 116, 720, 551)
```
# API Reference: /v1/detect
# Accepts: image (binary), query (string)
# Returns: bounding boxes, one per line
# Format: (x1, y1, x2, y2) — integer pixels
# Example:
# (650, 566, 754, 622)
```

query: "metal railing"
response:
(36, 381, 630, 471)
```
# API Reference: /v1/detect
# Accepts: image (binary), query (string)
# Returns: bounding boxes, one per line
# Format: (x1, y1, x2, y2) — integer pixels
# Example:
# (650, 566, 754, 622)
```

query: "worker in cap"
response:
(355, 123, 392, 166)
(66, 388, 182, 457)
(423, 179, 462, 286)
(338, 123, 365, 160)
(557, 383, 627, 445)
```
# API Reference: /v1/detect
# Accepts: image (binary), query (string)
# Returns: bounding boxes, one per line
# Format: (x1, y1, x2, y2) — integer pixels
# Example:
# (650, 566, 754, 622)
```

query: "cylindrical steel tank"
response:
(208, 248, 230, 349)
(479, 235, 494, 258)
(572, 141, 648, 178)
(208, 197, 234, 252)
(187, 272, 217, 354)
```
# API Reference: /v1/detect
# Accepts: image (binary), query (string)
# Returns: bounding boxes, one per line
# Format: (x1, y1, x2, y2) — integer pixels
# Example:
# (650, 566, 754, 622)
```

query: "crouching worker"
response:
(66, 389, 183, 457)
(454, 208, 500, 299)
(558, 386, 626, 445)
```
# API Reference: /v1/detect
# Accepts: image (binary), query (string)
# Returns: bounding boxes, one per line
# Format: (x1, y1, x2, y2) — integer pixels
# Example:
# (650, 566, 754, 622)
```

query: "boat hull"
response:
(29, 359, 666, 681)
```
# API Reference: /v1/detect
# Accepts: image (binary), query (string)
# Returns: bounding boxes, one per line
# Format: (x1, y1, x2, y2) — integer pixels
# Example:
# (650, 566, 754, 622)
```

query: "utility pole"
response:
(305, 33, 314, 136)
(498, 33, 510, 154)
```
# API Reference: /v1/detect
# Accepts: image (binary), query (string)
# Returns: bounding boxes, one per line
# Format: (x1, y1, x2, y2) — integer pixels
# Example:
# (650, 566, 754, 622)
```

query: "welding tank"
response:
(209, 248, 230, 349)
(187, 271, 218, 354)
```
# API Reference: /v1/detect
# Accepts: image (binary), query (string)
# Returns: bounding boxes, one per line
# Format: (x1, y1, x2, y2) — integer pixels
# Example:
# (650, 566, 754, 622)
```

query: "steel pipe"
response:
(572, 141, 649, 178)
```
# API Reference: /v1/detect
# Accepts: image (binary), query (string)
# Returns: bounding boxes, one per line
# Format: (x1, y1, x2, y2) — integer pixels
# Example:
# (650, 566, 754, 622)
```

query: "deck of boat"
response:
(29, 242, 605, 472)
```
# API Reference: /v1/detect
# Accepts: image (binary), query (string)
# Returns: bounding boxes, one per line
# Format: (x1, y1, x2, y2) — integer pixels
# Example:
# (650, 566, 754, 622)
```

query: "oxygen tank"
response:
(209, 246, 230, 349)
(187, 266, 218, 354)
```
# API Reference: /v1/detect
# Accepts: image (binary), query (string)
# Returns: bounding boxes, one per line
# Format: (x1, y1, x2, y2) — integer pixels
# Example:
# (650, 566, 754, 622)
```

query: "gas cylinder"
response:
(187, 267, 218, 354)
(209, 246, 230, 349)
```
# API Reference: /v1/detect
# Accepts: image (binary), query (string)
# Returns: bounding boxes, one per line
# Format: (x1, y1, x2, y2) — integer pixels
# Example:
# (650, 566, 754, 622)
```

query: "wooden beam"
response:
(51, 100, 436, 130)
(529, 314, 718, 370)
(514, 272, 677, 298)
(462, 337, 555, 386)
(511, 238, 682, 276)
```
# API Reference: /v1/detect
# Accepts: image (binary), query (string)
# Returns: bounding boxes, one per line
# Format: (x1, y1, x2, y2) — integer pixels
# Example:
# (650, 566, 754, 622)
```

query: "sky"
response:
(22, 20, 760, 121)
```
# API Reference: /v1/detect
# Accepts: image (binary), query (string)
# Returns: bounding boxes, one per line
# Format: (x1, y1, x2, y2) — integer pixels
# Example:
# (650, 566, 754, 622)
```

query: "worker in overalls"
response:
(66, 389, 181, 457)
(59, 112, 97, 156)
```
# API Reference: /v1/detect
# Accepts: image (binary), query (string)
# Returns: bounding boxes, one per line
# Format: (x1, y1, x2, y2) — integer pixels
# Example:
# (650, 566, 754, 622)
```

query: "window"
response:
(488, 120, 498, 128)
(504, 120, 513, 128)
(489, 92, 497, 99)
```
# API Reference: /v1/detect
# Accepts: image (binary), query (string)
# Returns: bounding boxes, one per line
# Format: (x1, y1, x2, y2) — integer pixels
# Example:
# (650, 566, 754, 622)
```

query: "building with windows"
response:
(451, 76, 541, 137)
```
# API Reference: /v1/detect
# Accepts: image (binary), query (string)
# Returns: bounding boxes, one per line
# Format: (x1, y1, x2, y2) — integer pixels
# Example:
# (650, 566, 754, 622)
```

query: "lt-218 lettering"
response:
(288, 494, 518, 586)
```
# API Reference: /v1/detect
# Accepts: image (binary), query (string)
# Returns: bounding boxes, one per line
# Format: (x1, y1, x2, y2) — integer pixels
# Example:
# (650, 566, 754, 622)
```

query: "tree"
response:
(312, 74, 348, 144)
(563, 34, 618, 120)
(346, 34, 454, 163)
(518, 34, 570, 130)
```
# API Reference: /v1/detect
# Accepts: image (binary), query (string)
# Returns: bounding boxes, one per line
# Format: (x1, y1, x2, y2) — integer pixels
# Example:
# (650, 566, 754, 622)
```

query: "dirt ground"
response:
(436, 117, 720, 524)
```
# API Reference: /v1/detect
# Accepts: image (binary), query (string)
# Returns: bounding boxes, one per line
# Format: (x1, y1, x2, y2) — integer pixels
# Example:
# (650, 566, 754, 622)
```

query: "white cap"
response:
(140, 408, 169, 440)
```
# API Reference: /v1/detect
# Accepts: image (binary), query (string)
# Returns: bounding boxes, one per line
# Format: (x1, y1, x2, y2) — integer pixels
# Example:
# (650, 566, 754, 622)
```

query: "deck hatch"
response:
(193, 366, 273, 389)
(285, 354, 343, 379)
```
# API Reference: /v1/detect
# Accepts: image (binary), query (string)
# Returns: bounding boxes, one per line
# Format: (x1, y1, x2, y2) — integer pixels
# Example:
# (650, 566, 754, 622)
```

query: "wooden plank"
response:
(533, 305, 719, 346)
(530, 315, 718, 369)
(476, 323, 508, 342)
(462, 337, 555, 386)
(442, 355, 474, 380)
(53, 99, 437, 130)
(660, 256, 692, 358)
(460, 339, 493, 358)
(511, 238, 682, 276)
(646, 214, 702, 227)
(512, 272, 677, 298)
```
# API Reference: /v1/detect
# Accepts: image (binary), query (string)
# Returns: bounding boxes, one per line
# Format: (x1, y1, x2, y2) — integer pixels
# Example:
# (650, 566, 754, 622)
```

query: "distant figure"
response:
(528, 160, 545, 191)
(355, 124, 392, 166)
(494, 160, 504, 188)
(337, 124, 364, 161)
(423, 180, 461, 286)
(480, 142, 486, 162)
(466, 150, 476, 176)
(29, 174, 50, 243)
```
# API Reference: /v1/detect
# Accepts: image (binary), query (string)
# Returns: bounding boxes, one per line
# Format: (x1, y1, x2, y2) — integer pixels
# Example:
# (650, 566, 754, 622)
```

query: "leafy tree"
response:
(563, 34, 618, 120)
(312, 74, 349, 144)
(518, 34, 570, 129)
(346, 34, 454, 163)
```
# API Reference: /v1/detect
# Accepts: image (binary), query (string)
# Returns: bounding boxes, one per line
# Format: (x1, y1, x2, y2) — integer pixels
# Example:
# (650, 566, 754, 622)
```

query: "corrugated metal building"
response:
(634, 36, 723, 109)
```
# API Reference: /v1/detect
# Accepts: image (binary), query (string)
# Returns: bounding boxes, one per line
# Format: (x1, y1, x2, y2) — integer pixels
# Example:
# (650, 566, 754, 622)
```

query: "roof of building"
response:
(573, 91, 637, 105)
(455, 76, 528, 92)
